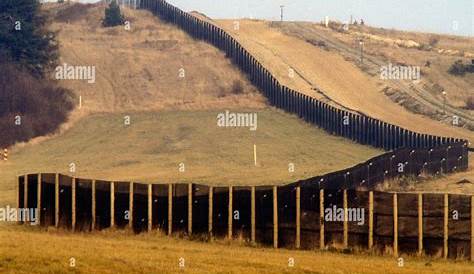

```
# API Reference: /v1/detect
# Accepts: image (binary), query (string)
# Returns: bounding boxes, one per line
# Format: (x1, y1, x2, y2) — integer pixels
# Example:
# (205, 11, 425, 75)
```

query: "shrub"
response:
(103, 0, 124, 27)
(230, 80, 244, 94)
(428, 35, 440, 47)
(466, 97, 474, 110)
(0, 63, 75, 147)
(448, 60, 468, 76)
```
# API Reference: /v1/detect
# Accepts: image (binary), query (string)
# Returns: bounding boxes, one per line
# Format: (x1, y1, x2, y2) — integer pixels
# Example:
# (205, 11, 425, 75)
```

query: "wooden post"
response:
(393, 193, 398, 257)
(148, 184, 152, 232)
(15, 175, 19, 209)
(251, 186, 256, 244)
(444, 193, 449, 259)
(188, 183, 193, 235)
(17, 176, 21, 211)
(72, 177, 76, 231)
(129, 182, 134, 229)
(343, 189, 348, 248)
(418, 193, 423, 256)
(168, 184, 173, 235)
(24, 174, 28, 209)
(320, 189, 325, 249)
(92, 180, 96, 230)
(228, 186, 233, 239)
(471, 195, 474, 261)
(368, 191, 374, 249)
(37, 174, 42, 226)
(110, 182, 115, 228)
(296, 186, 301, 249)
(208, 186, 213, 239)
(55, 174, 59, 228)
(273, 186, 278, 248)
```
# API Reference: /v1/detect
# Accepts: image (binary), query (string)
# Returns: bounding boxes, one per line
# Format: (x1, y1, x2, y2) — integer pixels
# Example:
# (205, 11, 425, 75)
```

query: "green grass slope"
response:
(0, 109, 381, 206)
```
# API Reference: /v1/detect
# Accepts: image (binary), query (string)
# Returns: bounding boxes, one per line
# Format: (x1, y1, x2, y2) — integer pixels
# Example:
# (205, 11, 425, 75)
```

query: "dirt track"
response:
(276, 22, 474, 131)
(214, 19, 474, 145)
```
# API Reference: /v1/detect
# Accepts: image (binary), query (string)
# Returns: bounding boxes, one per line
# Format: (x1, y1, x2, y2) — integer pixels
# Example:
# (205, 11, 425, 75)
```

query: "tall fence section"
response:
(19, 173, 474, 260)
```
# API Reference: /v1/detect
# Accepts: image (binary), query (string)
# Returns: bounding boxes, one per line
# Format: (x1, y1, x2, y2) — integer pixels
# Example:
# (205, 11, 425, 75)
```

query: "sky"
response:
(78, 0, 473, 36)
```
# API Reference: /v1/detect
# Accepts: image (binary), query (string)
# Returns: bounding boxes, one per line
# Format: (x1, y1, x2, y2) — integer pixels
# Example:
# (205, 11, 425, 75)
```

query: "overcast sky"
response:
(77, 0, 473, 36)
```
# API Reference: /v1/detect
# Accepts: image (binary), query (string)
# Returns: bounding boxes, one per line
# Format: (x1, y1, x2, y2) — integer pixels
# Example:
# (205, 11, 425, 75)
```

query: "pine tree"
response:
(103, 0, 124, 27)
(0, 0, 58, 77)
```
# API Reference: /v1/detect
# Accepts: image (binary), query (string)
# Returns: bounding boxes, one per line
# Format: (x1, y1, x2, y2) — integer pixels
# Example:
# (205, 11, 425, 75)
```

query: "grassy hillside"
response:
(274, 21, 474, 130)
(214, 19, 473, 144)
(0, 109, 381, 206)
(46, 3, 265, 113)
(0, 225, 472, 274)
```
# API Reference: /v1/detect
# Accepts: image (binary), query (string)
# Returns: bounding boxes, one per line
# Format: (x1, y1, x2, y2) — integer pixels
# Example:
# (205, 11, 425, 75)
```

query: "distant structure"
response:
(280, 5, 284, 22)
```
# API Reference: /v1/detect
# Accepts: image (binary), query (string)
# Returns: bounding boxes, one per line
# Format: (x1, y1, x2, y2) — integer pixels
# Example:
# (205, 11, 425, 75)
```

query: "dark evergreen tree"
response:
(103, 0, 124, 27)
(0, 0, 58, 77)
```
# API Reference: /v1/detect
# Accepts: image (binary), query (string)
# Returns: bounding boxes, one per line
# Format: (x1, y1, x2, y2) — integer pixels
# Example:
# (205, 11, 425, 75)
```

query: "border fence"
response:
(18, 173, 474, 260)
(136, 0, 470, 153)
(13, 0, 474, 262)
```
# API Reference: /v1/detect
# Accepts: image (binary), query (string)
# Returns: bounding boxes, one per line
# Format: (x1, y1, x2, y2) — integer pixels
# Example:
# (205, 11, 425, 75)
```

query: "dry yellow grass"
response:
(1, 225, 473, 274)
(279, 22, 474, 122)
(49, 4, 266, 113)
(379, 152, 474, 194)
(213, 19, 474, 144)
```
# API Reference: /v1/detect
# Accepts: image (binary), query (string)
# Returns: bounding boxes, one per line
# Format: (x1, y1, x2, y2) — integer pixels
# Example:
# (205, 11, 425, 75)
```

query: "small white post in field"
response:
(254, 144, 257, 166)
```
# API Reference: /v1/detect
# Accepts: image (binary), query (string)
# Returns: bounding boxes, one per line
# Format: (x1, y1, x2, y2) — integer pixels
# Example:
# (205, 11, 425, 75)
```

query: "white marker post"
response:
(254, 144, 257, 166)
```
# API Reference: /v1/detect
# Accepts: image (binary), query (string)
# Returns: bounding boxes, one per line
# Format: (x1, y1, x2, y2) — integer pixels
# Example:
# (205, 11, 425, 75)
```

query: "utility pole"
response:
(280, 5, 284, 22)
(359, 38, 364, 64)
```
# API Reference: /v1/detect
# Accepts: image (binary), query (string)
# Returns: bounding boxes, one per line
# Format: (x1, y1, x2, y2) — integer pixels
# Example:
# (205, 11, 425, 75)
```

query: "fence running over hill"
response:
(14, 0, 473, 261)
(138, 0, 469, 150)
(18, 173, 474, 260)
(134, 0, 470, 185)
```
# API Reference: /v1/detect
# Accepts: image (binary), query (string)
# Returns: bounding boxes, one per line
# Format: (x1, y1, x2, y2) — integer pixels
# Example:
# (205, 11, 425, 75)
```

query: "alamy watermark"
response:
(55, 63, 96, 84)
(0, 206, 39, 225)
(324, 205, 365, 225)
(380, 63, 420, 81)
(217, 110, 257, 131)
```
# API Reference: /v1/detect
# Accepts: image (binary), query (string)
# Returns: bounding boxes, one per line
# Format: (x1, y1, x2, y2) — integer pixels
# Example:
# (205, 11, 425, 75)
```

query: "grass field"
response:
(0, 109, 381, 207)
(0, 225, 473, 274)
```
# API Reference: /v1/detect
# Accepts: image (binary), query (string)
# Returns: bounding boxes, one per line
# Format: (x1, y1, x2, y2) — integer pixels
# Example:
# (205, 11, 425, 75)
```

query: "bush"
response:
(0, 63, 75, 147)
(103, 0, 124, 27)
(230, 80, 244, 94)
(466, 97, 474, 110)
(448, 60, 468, 76)
(428, 35, 440, 47)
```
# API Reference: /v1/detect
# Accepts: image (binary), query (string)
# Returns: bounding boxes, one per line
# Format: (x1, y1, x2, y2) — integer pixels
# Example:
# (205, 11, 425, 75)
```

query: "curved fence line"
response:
(133, 0, 470, 184)
(138, 0, 468, 151)
(17, 173, 474, 260)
